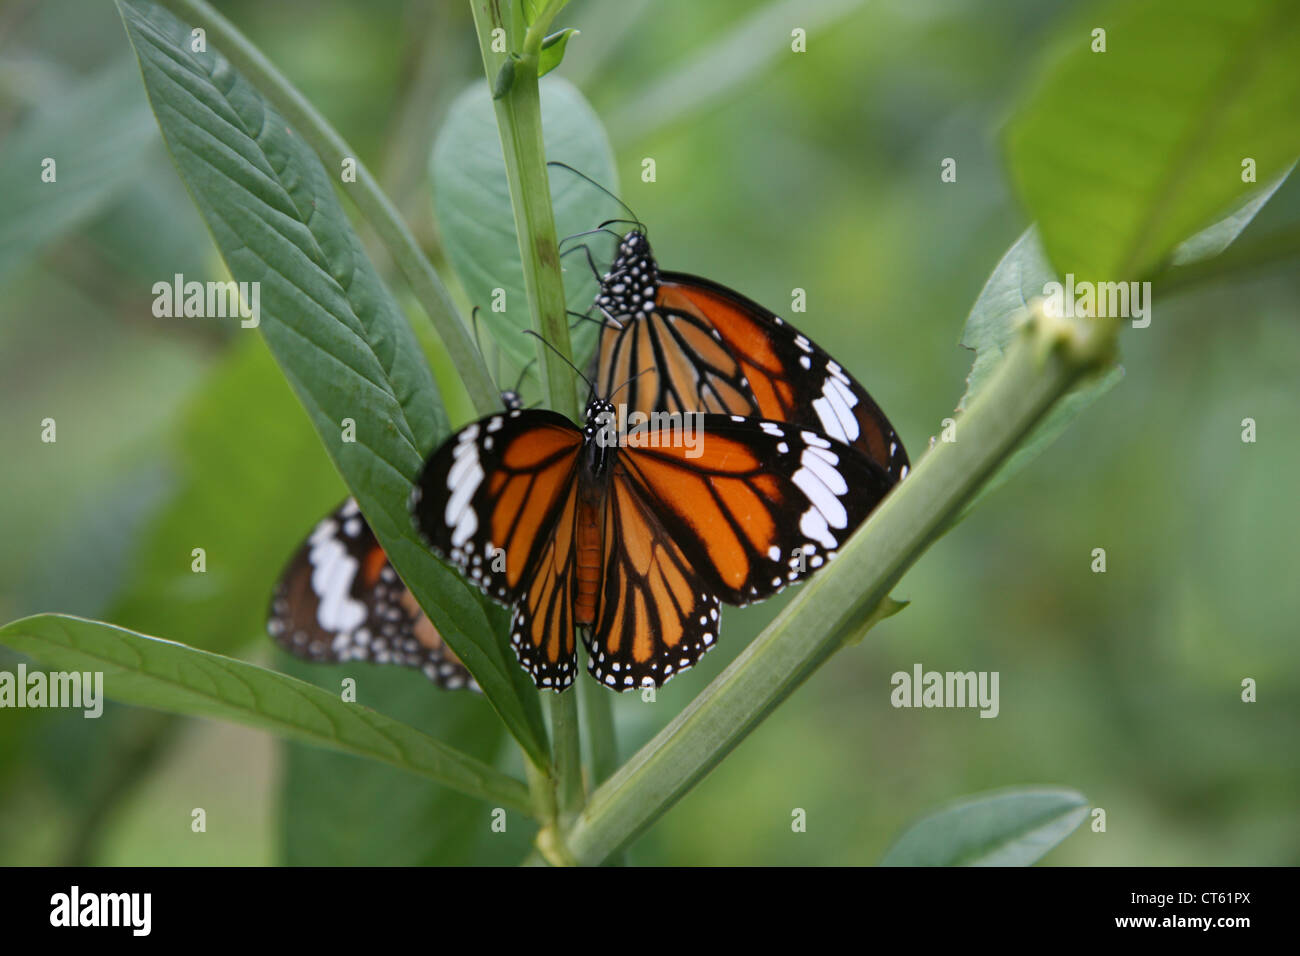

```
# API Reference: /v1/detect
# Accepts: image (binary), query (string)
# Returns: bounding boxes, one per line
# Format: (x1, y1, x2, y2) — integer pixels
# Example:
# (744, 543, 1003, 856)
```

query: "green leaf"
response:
(118, 0, 549, 768)
(492, 56, 517, 100)
(1171, 163, 1294, 265)
(0, 614, 531, 812)
(958, 228, 1057, 409)
(0, 60, 157, 285)
(879, 787, 1090, 866)
(431, 77, 618, 371)
(1006, 0, 1300, 282)
(538, 29, 579, 77)
(839, 595, 908, 648)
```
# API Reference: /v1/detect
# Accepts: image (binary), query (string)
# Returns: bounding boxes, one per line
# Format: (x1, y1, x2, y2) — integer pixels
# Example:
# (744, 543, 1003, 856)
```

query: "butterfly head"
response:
(596, 229, 659, 320)
(581, 397, 618, 475)
(582, 397, 617, 434)
(500, 389, 523, 412)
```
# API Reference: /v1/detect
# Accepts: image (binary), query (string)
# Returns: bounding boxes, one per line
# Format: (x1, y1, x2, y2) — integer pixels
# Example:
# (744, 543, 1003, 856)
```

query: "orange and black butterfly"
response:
(267, 496, 479, 691)
(588, 228, 909, 484)
(409, 395, 895, 691)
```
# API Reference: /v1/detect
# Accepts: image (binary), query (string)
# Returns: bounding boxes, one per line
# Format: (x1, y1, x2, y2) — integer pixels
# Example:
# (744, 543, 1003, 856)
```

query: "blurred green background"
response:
(1, 0, 1297, 865)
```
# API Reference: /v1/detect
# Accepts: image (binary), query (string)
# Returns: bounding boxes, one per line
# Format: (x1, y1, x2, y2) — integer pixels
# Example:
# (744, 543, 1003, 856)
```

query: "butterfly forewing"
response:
(267, 498, 477, 690)
(411, 408, 585, 688)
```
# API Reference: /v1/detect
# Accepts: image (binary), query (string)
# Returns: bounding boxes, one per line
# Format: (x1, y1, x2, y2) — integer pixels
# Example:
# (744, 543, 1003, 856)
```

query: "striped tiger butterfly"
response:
(267, 496, 478, 691)
(554, 163, 909, 483)
(409, 388, 896, 692)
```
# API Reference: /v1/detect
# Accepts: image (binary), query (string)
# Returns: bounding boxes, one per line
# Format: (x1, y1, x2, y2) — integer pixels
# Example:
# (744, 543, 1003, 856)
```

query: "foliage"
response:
(1, 0, 1296, 865)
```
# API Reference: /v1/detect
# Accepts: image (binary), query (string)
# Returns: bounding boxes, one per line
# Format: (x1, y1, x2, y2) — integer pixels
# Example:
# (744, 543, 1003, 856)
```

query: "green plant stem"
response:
(549, 684, 584, 820)
(525, 759, 557, 831)
(577, 676, 624, 864)
(157, 0, 500, 416)
(469, 0, 590, 842)
(578, 671, 618, 787)
(563, 307, 1117, 865)
(469, 1, 577, 420)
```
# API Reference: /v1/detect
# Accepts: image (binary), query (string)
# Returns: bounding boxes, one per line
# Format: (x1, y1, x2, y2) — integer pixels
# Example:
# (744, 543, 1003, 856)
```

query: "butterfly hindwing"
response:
(268, 498, 477, 690)
(507, 481, 581, 690)
(584, 471, 722, 690)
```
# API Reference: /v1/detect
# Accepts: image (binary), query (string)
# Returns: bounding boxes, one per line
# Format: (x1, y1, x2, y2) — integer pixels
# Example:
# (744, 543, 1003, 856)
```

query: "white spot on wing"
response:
(308, 520, 366, 632)
(800, 508, 837, 550)
(446, 434, 484, 548)
(793, 447, 848, 527)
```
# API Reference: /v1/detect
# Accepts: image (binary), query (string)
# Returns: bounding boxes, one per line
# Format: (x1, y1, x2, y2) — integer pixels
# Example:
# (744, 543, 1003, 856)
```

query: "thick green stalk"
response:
(579, 669, 619, 786)
(158, 0, 500, 416)
(469, 0, 589, 841)
(563, 305, 1118, 865)
(470, 0, 577, 419)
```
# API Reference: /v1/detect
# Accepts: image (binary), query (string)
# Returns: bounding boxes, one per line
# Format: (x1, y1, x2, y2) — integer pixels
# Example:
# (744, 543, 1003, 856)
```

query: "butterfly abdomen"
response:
(575, 497, 603, 625)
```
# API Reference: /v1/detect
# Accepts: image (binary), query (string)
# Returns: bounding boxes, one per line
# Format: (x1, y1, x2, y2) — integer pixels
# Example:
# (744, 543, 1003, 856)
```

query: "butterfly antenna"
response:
(560, 241, 606, 284)
(568, 309, 622, 332)
(547, 161, 645, 232)
(559, 226, 625, 247)
(521, 329, 597, 401)
(596, 217, 645, 234)
(512, 357, 536, 394)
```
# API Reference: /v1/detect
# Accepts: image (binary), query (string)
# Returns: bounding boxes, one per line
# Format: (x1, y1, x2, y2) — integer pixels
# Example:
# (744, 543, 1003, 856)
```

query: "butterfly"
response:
(267, 497, 479, 691)
(587, 228, 909, 482)
(409, 395, 896, 691)
(265, 389, 529, 692)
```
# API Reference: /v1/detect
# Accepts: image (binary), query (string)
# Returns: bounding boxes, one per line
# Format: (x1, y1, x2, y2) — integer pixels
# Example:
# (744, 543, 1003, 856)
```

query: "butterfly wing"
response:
(618, 415, 894, 605)
(268, 498, 477, 690)
(584, 469, 721, 690)
(410, 408, 585, 690)
(596, 270, 909, 482)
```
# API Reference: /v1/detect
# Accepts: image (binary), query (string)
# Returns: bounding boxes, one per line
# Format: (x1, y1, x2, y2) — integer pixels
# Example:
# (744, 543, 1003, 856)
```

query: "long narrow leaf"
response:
(0, 614, 531, 812)
(880, 787, 1089, 867)
(117, 0, 549, 767)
